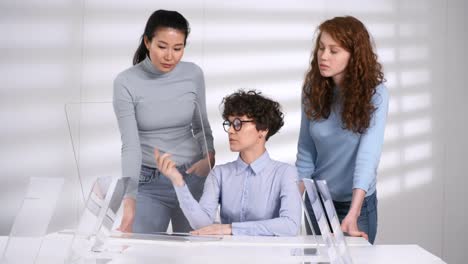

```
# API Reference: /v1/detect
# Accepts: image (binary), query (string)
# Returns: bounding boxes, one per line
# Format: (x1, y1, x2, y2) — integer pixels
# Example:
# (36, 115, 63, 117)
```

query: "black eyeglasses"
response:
(223, 118, 254, 132)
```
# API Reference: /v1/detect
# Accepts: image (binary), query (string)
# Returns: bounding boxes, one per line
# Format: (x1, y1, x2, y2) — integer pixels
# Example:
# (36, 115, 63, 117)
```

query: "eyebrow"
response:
(319, 41, 341, 49)
(157, 40, 184, 46)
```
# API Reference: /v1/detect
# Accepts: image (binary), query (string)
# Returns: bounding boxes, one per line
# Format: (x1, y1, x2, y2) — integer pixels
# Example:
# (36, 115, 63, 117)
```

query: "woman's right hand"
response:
(186, 156, 211, 177)
(118, 197, 135, 233)
(154, 149, 185, 186)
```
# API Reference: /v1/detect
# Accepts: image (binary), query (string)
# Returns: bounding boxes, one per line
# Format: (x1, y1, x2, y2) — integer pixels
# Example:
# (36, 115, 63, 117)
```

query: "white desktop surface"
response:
(0, 233, 445, 264)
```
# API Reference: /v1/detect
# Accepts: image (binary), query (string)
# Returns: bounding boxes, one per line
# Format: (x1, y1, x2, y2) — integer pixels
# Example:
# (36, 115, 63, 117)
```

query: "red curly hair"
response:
(303, 16, 385, 134)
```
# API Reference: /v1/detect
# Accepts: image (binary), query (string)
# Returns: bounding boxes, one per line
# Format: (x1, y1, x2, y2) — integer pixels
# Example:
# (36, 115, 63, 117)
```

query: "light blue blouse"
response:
(296, 84, 389, 201)
(174, 151, 302, 236)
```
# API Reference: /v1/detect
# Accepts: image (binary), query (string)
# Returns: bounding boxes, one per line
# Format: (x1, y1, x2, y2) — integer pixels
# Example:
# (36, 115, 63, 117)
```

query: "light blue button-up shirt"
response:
(174, 151, 302, 236)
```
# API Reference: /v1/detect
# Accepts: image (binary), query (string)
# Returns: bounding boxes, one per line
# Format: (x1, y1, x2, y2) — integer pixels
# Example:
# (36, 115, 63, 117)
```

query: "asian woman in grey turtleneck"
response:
(113, 9, 215, 234)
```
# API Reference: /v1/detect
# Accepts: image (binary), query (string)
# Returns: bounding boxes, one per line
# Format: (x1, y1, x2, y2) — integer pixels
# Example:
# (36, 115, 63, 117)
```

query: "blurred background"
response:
(0, 0, 466, 263)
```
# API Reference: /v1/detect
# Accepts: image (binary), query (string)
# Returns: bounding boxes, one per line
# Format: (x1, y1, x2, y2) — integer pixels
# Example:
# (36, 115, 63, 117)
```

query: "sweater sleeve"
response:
(113, 74, 141, 199)
(192, 65, 215, 156)
(295, 104, 317, 179)
(353, 84, 389, 192)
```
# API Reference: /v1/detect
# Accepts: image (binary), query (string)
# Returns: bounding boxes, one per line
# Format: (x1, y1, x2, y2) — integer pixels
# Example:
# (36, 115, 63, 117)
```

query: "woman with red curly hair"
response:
(296, 16, 389, 244)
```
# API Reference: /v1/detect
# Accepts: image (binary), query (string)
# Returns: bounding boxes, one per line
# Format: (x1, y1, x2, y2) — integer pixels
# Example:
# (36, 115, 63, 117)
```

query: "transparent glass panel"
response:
(64, 102, 127, 262)
(316, 180, 353, 264)
(64, 100, 218, 261)
(1, 177, 64, 264)
(67, 176, 129, 263)
(151, 100, 214, 223)
(303, 178, 340, 263)
(64, 102, 121, 207)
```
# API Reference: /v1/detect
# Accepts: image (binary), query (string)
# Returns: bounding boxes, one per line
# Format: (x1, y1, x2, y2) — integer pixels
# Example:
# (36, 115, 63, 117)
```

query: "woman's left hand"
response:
(340, 214, 369, 241)
(190, 224, 232, 235)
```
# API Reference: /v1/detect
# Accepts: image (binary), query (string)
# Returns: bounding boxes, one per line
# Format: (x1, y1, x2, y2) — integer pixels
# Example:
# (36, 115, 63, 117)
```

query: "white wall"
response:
(443, 1, 468, 263)
(0, 0, 466, 262)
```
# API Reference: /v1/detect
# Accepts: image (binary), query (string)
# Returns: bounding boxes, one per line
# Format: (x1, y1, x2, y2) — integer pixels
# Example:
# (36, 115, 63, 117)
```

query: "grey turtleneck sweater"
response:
(113, 57, 215, 198)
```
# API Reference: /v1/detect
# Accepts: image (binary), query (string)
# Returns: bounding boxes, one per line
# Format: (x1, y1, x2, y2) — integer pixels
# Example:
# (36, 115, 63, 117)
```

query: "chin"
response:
(159, 68, 172, 73)
(229, 146, 237, 152)
(229, 145, 241, 152)
(319, 71, 332, 78)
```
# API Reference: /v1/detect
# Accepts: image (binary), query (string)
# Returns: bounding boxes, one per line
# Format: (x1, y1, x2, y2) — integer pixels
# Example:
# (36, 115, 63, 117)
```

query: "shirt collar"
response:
(235, 150, 271, 176)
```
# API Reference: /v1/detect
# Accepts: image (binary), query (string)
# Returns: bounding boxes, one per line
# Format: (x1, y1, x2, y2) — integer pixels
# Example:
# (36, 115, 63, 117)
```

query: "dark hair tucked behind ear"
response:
(221, 90, 284, 141)
(133, 9, 190, 65)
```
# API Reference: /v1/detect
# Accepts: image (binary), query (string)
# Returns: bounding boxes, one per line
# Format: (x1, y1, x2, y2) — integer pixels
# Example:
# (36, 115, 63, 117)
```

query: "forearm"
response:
(208, 151, 215, 168)
(340, 188, 369, 239)
(197, 67, 215, 155)
(348, 188, 366, 218)
(173, 183, 216, 229)
(232, 216, 300, 236)
(170, 175, 185, 187)
(114, 77, 142, 198)
(121, 148, 142, 198)
(296, 107, 317, 179)
(353, 84, 389, 191)
(298, 180, 305, 195)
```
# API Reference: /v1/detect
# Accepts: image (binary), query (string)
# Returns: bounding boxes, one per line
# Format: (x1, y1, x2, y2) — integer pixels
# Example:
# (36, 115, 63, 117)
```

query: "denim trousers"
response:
(305, 191, 378, 244)
(132, 165, 206, 234)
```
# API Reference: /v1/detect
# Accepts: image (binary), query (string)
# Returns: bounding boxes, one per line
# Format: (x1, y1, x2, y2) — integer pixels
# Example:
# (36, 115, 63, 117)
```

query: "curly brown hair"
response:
(303, 16, 385, 134)
(221, 90, 284, 141)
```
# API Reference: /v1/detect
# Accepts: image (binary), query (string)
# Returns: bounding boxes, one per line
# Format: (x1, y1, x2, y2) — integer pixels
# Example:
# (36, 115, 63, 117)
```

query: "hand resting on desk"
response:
(190, 224, 232, 235)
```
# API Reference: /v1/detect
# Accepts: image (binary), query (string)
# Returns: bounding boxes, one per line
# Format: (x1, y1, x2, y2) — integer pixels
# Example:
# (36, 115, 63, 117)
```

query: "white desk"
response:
(0, 233, 446, 264)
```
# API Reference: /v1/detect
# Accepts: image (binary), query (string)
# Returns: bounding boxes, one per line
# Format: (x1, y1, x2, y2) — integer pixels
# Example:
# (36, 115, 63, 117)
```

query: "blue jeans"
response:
(133, 165, 206, 233)
(305, 191, 378, 244)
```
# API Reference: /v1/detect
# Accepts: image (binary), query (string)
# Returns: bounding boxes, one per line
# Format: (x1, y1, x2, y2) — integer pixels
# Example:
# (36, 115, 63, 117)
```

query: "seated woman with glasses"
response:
(155, 90, 302, 236)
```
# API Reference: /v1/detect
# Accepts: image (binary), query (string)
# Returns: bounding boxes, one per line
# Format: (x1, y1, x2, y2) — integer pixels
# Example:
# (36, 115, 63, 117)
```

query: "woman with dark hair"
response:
(113, 9, 215, 233)
(296, 16, 389, 244)
(156, 90, 302, 236)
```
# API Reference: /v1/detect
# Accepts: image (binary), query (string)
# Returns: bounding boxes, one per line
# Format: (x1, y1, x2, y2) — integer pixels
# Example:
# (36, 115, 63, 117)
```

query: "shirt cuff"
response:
(352, 180, 370, 193)
(124, 179, 138, 200)
(231, 222, 253, 236)
(174, 182, 188, 195)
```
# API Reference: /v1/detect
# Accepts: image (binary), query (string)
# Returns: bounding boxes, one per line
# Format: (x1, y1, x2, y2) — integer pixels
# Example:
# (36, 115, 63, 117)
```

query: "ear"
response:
(144, 36, 150, 50)
(260, 129, 268, 139)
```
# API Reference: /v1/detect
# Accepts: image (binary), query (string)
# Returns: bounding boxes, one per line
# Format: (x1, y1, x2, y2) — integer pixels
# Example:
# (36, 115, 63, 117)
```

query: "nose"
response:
(228, 124, 236, 134)
(164, 49, 173, 61)
(319, 49, 328, 60)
